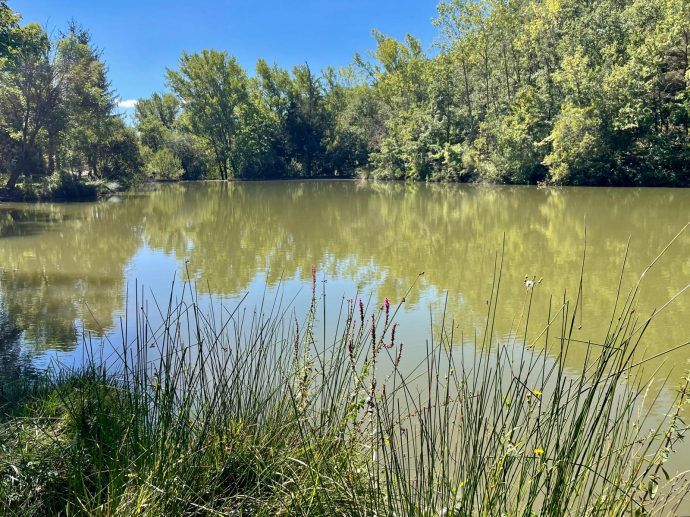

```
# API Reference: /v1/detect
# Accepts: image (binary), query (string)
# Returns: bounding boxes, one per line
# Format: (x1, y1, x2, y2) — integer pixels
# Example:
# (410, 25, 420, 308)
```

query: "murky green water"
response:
(1, 180, 690, 388)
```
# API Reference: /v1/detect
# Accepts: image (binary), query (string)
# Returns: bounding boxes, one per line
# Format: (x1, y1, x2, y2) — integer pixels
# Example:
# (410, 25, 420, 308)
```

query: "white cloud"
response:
(116, 99, 138, 109)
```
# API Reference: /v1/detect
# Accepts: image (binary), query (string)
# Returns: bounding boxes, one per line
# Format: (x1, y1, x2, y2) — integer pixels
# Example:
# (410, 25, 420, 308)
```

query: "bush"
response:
(147, 148, 183, 181)
(430, 142, 477, 182)
(13, 172, 101, 201)
(47, 171, 99, 199)
(99, 124, 146, 187)
(164, 133, 211, 180)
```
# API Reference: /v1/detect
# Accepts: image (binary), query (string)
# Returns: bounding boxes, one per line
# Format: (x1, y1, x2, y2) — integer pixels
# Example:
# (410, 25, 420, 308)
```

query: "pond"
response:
(0, 180, 689, 402)
(1, 180, 689, 370)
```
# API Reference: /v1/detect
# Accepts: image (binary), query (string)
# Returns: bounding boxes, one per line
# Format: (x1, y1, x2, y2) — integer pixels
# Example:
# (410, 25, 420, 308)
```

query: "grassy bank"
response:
(1, 257, 689, 516)
(0, 172, 122, 202)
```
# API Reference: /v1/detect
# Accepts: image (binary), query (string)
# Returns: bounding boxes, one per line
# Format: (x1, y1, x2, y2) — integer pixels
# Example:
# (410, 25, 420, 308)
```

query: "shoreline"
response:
(3, 175, 690, 205)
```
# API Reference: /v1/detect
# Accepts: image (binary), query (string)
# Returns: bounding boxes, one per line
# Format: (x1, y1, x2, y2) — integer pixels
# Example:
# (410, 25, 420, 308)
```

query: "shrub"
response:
(148, 148, 183, 181)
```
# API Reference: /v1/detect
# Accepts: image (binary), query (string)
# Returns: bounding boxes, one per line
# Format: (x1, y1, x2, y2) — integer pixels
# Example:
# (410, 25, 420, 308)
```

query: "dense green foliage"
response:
(0, 5, 143, 194)
(1, 0, 690, 189)
(134, 56, 356, 180)
(363, 0, 690, 184)
(136, 0, 690, 185)
(359, 0, 690, 184)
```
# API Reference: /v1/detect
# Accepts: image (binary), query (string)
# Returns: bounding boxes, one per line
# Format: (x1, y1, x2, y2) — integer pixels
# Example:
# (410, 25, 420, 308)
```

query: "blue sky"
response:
(13, 0, 439, 110)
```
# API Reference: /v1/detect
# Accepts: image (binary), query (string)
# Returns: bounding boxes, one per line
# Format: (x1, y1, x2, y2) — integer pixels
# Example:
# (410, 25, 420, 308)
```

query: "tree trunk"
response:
(6, 149, 29, 190)
(48, 134, 55, 175)
(461, 57, 474, 138)
(502, 45, 511, 103)
(6, 170, 21, 191)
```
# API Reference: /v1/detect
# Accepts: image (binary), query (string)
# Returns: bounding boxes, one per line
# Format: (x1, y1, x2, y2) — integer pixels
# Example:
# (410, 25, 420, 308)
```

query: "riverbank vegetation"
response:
(1, 0, 690, 192)
(1, 261, 689, 516)
(0, 4, 143, 198)
(134, 0, 690, 185)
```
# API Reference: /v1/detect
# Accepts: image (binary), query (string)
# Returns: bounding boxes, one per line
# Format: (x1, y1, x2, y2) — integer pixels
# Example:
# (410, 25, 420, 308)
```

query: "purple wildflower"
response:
(395, 342, 404, 367)
(371, 313, 376, 349)
(383, 323, 398, 349)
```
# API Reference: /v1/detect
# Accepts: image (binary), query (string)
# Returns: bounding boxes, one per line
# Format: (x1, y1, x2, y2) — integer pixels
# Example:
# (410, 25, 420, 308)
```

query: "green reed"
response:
(1, 244, 689, 516)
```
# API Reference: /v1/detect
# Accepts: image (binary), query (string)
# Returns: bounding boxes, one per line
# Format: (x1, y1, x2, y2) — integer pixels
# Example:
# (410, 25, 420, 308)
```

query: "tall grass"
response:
(1, 247, 689, 516)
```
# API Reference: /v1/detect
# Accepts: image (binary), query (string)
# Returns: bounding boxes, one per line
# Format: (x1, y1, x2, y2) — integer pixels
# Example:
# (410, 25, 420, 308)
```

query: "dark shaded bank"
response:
(0, 175, 353, 203)
(1, 263, 689, 517)
(0, 177, 121, 202)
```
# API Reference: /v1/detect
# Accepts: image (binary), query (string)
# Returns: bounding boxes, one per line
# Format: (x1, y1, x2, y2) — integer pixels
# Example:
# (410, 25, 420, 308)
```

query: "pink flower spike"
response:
(386, 323, 399, 349)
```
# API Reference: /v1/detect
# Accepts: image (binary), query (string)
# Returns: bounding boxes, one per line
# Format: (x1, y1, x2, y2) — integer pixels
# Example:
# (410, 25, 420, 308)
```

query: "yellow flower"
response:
(533, 390, 542, 396)
(534, 449, 545, 455)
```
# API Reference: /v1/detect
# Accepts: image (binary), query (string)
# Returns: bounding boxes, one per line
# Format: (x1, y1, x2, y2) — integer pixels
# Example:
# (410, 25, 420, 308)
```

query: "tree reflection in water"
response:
(0, 181, 689, 389)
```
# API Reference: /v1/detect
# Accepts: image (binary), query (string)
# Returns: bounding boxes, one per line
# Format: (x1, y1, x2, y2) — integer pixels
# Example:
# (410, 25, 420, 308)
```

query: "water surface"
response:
(1, 180, 689, 390)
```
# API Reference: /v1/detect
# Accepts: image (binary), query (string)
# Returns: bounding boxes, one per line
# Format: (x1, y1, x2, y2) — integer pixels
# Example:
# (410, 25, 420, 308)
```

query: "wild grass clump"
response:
(1, 246, 689, 516)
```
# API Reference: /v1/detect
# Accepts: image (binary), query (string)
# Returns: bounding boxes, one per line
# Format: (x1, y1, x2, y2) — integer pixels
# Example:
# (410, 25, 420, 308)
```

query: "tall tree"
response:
(0, 19, 115, 189)
(0, 24, 66, 189)
(285, 63, 327, 177)
(166, 50, 250, 180)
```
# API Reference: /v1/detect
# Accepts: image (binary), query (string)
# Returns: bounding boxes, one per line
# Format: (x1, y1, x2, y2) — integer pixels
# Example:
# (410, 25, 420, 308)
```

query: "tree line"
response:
(1, 0, 689, 191)
(0, 3, 142, 195)
(136, 57, 356, 181)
